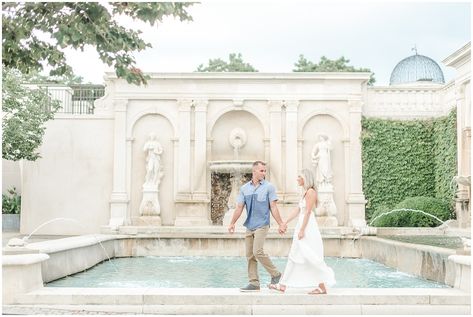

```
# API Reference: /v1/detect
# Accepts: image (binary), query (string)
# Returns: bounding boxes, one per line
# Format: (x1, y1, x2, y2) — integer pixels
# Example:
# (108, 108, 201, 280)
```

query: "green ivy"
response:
(361, 109, 457, 221)
(432, 110, 457, 214)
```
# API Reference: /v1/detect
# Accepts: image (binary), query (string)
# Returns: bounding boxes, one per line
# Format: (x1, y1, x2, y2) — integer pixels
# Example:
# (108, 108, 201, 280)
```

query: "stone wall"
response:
(20, 115, 114, 235)
(6, 58, 469, 234)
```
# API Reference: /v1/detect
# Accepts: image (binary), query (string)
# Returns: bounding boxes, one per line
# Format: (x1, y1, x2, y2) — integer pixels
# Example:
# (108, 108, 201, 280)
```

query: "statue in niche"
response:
(310, 134, 338, 225)
(311, 134, 333, 189)
(139, 132, 164, 222)
(143, 133, 164, 186)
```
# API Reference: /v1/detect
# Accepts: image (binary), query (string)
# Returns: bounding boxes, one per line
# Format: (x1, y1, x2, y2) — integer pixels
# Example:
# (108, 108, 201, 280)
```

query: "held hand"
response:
(278, 222, 287, 235)
(228, 223, 235, 234)
(298, 230, 305, 240)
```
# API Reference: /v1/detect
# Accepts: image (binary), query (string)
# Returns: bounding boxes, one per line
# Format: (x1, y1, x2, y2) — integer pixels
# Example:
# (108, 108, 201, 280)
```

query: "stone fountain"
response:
(209, 128, 253, 226)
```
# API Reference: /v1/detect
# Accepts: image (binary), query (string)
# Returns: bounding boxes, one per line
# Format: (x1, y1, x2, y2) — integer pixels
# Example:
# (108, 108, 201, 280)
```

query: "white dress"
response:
(280, 196, 336, 288)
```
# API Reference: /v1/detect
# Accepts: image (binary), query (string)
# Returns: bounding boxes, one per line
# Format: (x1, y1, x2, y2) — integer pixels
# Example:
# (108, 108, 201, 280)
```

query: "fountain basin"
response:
(46, 256, 448, 288)
(2, 228, 471, 311)
(208, 160, 253, 173)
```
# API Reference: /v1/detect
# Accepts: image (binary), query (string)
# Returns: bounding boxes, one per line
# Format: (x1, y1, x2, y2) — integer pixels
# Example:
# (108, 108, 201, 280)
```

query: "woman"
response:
(269, 169, 336, 294)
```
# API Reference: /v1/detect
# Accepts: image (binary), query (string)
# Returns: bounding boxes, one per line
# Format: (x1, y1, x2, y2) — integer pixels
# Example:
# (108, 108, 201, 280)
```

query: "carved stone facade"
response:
(100, 72, 370, 229)
(10, 43, 470, 235)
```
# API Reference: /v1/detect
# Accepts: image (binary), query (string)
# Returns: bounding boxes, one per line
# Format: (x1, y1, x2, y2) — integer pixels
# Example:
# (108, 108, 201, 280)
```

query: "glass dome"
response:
(389, 54, 445, 85)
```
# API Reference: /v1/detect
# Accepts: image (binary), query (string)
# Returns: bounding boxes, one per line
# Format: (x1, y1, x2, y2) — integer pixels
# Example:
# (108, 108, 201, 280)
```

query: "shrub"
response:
(370, 196, 450, 227)
(2, 187, 21, 214)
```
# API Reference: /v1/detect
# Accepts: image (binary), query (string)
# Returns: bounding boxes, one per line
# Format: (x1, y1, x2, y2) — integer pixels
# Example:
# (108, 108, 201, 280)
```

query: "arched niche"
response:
(130, 114, 174, 225)
(209, 110, 264, 224)
(210, 110, 265, 161)
(302, 114, 346, 225)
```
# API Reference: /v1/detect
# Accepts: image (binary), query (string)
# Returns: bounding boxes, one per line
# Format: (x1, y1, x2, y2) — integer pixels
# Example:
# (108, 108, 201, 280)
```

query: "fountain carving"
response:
(209, 128, 252, 225)
(452, 175, 471, 228)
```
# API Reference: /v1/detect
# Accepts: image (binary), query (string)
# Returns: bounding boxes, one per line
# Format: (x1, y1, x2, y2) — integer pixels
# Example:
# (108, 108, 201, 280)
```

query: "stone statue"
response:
(139, 133, 164, 223)
(143, 133, 163, 186)
(311, 134, 338, 226)
(311, 134, 333, 189)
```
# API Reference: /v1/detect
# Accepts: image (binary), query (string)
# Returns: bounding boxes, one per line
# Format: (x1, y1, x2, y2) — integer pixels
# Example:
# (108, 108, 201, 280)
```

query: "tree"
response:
(2, 67, 61, 161)
(293, 55, 376, 85)
(2, 2, 193, 85)
(196, 53, 258, 72)
(24, 70, 86, 85)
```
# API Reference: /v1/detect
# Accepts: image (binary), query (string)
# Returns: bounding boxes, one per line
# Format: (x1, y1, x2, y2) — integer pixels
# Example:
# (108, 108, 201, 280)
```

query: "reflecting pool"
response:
(47, 256, 449, 288)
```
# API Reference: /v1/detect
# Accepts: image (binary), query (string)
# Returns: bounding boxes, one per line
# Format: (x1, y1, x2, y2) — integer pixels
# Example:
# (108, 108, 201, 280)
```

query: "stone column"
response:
(268, 100, 283, 191)
(193, 99, 209, 201)
(174, 99, 210, 226)
(347, 99, 367, 227)
(125, 137, 134, 225)
(108, 99, 129, 230)
(176, 99, 192, 201)
(455, 83, 471, 228)
(456, 85, 465, 180)
(285, 100, 299, 202)
(342, 138, 351, 226)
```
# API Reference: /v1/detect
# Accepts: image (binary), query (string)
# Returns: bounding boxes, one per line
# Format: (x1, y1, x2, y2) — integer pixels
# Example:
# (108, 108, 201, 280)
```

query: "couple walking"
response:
(228, 160, 335, 294)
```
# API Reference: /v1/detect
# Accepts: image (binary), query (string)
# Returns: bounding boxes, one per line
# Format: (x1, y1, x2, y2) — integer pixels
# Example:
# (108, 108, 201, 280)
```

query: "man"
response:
(228, 160, 287, 292)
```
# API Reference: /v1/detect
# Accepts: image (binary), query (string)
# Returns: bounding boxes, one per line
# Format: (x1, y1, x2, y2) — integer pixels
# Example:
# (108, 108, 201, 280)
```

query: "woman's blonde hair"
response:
(299, 169, 316, 190)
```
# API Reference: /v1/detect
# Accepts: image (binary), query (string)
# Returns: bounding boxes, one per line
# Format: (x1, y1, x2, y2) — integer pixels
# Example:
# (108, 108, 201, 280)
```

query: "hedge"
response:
(361, 109, 457, 223)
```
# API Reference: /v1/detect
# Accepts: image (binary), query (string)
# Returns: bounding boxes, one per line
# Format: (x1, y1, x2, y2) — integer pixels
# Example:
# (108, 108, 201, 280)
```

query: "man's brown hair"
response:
(252, 160, 266, 167)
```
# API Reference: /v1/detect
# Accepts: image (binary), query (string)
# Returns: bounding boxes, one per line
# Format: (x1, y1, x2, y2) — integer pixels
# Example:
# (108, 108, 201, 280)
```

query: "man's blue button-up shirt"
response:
(236, 179, 278, 230)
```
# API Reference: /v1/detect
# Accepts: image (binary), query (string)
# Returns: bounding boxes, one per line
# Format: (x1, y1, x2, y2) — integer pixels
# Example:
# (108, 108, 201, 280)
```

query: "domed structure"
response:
(390, 54, 445, 86)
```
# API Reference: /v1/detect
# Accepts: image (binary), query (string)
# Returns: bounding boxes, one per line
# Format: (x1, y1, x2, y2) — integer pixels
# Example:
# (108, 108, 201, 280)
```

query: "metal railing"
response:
(43, 85, 105, 114)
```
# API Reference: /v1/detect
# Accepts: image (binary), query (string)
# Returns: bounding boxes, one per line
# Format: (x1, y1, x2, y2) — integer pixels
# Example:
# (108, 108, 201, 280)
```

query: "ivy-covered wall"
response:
(361, 109, 457, 220)
(432, 110, 458, 210)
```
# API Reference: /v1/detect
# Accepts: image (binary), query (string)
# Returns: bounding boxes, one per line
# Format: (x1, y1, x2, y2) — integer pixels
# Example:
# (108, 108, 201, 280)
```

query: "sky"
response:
(64, 0, 471, 86)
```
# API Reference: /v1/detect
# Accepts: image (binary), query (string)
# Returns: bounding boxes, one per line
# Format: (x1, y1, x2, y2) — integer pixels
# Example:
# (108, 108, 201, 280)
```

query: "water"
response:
(369, 208, 445, 227)
(379, 235, 463, 249)
(17, 217, 118, 273)
(368, 209, 469, 250)
(23, 217, 79, 242)
(47, 256, 448, 288)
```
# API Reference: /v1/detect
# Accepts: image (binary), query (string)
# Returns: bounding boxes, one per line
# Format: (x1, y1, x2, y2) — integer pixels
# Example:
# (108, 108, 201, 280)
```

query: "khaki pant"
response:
(245, 225, 280, 286)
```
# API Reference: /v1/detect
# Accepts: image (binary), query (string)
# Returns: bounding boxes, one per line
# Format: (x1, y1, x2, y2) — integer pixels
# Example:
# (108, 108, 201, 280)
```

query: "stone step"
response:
(3, 303, 471, 315)
(15, 287, 470, 306)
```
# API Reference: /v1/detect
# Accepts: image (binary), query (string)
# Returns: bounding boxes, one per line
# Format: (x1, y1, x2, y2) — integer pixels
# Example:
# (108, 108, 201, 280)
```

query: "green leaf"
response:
(195, 53, 258, 72)
(3, 2, 194, 86)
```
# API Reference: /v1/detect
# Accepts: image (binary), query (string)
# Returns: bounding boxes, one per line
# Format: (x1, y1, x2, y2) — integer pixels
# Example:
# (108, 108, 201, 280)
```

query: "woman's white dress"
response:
(280, 197, 336, 288)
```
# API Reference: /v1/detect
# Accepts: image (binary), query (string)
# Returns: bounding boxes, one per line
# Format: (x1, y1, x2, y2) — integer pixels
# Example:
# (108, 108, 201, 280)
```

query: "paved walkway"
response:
(3, 305, 139, 315)
(6, 287, 469, 315)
